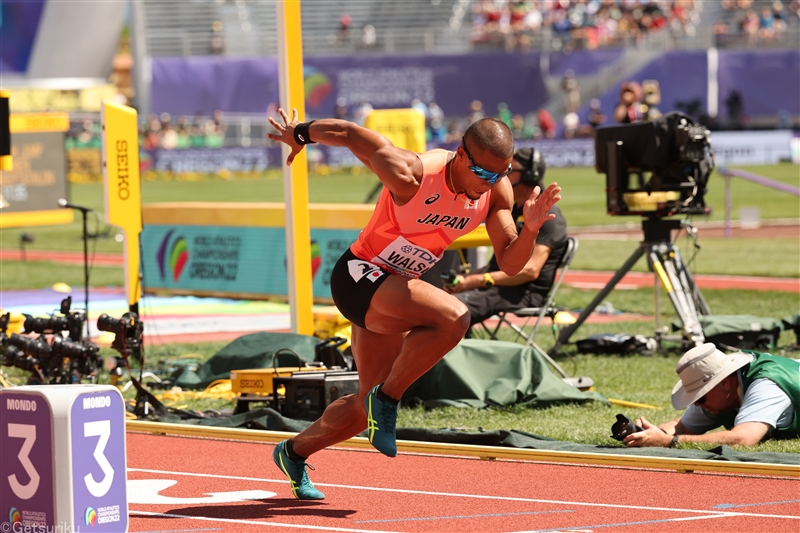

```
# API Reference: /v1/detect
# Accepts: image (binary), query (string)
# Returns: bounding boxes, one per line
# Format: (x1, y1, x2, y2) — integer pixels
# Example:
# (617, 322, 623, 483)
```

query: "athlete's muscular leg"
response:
(291, 327, 405, 458)
(364, 275, 470, 400)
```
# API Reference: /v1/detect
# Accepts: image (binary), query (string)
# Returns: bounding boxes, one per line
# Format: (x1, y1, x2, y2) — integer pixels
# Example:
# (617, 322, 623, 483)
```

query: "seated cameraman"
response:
(625, 343, 800, 448)
(444, 147, 568, 332)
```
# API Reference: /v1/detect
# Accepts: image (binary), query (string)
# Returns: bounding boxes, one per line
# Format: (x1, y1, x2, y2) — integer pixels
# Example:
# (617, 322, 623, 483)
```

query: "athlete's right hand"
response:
(267, 107, 304, 166)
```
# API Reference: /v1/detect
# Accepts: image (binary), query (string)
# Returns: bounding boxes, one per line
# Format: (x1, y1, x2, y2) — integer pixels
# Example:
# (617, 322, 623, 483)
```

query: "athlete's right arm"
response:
(267, 108, 421, 202)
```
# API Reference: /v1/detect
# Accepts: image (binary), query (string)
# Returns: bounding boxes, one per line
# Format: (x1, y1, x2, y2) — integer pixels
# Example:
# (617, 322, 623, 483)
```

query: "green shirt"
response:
(729, 351, 800, 439)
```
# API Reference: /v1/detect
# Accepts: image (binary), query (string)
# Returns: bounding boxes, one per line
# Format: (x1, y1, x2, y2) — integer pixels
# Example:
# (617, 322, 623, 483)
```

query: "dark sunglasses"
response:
(461, 137, 512, 185)
(694, 395, 707, 406)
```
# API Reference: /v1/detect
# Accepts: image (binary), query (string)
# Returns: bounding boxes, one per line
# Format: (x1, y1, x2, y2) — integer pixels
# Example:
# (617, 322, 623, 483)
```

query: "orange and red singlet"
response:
(350, 149, 491, 278)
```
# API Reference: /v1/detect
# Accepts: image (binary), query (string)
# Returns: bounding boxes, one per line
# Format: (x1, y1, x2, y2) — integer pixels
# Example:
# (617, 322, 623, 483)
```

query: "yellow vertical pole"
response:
(276, 0, 314, 335)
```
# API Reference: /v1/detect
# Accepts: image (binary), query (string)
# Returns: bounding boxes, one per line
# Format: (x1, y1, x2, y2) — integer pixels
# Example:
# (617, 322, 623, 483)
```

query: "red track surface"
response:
(126, 432, 800, 533)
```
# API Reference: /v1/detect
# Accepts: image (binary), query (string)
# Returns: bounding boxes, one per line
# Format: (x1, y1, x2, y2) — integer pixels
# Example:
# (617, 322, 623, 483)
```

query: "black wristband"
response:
(293, 121, 316, 145)
(669, 434, 679, 448)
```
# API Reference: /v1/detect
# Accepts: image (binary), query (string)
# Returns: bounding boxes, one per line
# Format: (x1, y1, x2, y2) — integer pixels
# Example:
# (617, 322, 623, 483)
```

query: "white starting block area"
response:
(1, 385, 128, 532)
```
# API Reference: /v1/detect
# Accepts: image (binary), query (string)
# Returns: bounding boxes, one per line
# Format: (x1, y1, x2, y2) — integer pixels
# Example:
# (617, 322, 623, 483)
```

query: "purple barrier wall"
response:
(151, 57, 280, 115)
(0, 0, 47, 73)
(151, 52, 549, 119)
(547, 49, 624, 76)
(717, 50, 800, 119)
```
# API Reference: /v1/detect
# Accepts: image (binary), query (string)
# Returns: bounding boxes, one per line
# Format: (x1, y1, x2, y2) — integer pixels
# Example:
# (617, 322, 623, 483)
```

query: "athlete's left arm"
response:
(485, 181, 561, 276)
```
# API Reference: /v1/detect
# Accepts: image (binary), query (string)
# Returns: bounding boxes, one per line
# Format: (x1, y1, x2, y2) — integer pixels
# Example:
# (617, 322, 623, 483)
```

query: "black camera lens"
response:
(8, 333, 52, 361)
(96, 313, 124, 333)
(51, 336, 99, 360)
(23, 314, 69, 334)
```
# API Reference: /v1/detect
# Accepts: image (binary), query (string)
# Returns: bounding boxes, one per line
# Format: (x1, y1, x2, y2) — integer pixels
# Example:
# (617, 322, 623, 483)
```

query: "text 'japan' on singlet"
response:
(350, 149, 491, 278)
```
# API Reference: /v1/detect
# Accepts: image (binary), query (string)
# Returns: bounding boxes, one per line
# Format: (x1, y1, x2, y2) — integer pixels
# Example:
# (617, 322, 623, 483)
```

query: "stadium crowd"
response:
(713, 0, 800, 47)
(470, 0, 700, 51)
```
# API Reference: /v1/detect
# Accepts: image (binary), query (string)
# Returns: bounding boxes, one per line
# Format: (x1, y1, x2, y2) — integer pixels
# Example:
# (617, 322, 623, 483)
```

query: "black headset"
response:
(512, 147, 546, 187)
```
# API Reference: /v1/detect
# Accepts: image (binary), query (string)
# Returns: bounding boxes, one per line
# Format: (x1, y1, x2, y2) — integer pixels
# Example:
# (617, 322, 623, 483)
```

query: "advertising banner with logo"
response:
(0, 392, 56, 531)
(103, 100, 143, 307)
(141, 225, 359, 300)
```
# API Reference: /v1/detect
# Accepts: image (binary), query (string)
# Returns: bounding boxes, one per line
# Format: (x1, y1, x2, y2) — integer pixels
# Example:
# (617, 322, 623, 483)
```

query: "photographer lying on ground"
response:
(625, 343, 800, 447)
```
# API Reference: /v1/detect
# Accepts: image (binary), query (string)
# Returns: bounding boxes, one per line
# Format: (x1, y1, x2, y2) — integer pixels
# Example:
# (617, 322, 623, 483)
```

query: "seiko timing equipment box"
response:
(272, 370, 359, 421)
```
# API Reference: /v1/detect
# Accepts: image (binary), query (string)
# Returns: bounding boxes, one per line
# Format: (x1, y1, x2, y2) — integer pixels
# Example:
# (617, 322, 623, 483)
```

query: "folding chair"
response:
(476, 237, 591, 388)
(478, 236, 578, 344)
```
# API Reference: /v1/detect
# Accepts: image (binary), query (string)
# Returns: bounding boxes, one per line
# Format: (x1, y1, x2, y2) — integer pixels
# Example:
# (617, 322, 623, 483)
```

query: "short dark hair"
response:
(464, 118, 514, 160)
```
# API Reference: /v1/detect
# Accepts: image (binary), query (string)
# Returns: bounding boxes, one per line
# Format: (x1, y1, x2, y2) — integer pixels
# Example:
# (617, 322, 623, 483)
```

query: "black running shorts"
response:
(330, 248, 390, 329)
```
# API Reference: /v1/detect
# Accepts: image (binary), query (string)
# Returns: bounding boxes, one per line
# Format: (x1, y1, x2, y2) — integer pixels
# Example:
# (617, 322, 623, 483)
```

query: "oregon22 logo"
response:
(157, 230, 188, 282)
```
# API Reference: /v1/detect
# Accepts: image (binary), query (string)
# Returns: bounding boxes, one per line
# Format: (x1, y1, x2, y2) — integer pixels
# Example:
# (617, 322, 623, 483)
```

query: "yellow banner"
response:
(9, 112, 70, 133)
(364, 108, 426, 152)
(8, 86, 120, 113)
(102, 100, 142, 307)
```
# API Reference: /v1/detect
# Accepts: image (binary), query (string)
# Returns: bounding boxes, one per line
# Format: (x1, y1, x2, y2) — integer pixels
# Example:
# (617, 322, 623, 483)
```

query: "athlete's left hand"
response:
(267, 107, 304, 166)
(522, 182, 561, 233)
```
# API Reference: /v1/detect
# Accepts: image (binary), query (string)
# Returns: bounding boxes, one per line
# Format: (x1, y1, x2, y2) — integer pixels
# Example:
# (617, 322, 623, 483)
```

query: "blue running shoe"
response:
(273, 440, 325, 500)
(365, 385, 399, 457)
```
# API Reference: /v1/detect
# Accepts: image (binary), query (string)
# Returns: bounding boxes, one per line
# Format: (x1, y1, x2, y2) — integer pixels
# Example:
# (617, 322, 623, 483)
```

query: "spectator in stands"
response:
(561, 69, 581, 115)
(725, 89, 745, 129)
(587, 98, 607, 130)
(445, 147, 568, 333)
(338, 14, 352, 44)
(354, 101, 373, 126)
(563, 110, 580, 139)
(334, 97, 348, 120)
(360, 24, 377, 48)
(497, 102, 513, 129)
(625, 344, 800, 447)
(537, 109, 557, 139)
(614, 81, 642, 123)
(466, 100, 485, 127)
(210, 21, 224, 55)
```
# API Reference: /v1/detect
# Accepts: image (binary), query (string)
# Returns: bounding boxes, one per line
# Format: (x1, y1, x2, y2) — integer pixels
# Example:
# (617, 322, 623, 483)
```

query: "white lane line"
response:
(512, 512, 739, 532)
(128, 468, 800, 520)
(131, 511, 401, 533)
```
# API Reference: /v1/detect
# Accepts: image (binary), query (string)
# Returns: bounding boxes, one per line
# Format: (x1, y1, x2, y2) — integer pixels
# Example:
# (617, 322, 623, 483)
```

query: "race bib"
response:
(347, 259, 386, 283)
(372, 236, 441, 278)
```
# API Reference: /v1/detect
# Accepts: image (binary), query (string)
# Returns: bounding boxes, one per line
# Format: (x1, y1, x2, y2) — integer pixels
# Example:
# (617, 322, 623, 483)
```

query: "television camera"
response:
(595, 111, 713, 218)
(550, 112, 714, 354)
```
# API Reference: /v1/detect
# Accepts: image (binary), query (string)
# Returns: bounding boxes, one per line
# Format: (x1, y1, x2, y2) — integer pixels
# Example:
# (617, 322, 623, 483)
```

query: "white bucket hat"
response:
(671, 343, 753, 409)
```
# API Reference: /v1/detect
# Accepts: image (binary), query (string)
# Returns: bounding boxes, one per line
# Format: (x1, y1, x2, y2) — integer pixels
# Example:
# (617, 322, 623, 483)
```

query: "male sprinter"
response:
(267, 107, 561, 499)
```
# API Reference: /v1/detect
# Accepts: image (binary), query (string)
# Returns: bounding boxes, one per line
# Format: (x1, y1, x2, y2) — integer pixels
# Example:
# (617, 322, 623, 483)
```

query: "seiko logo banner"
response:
(373, 236, 441, 278)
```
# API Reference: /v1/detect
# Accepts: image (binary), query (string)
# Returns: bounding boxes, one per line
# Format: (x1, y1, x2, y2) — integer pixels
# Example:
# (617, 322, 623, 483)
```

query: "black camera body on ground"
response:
(97, 312, 144, 360)
(595, 111, 714, 218)
(610, 413, 645, 441)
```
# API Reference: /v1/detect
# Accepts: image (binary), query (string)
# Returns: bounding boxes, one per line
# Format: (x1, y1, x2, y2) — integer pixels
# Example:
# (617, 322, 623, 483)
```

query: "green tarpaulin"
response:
(172, 332, 319, 390)
(402, 339, 607, 407)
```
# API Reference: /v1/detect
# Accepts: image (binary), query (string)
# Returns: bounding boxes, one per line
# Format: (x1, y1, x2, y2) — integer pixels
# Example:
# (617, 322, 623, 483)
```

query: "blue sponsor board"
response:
(141, 225, 358, 299)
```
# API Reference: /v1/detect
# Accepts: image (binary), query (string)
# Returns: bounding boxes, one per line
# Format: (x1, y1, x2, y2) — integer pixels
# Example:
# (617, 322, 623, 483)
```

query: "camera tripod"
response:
(550, 218, 710, 354)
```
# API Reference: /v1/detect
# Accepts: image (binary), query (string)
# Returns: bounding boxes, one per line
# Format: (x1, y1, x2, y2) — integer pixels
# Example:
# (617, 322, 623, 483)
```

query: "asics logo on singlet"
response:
(424, 193, 440, 205)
